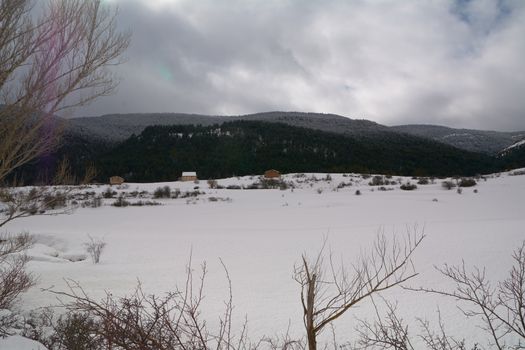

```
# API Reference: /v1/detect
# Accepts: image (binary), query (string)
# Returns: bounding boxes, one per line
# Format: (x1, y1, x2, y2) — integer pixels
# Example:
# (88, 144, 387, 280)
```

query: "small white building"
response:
(180, 171, 197, 181)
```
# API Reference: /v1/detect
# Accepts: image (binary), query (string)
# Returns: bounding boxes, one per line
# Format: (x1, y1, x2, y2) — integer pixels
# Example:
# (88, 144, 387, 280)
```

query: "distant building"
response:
(109, 176, 125, 185)
(264, 169, 281, 179)
(180, 171, 198, 181)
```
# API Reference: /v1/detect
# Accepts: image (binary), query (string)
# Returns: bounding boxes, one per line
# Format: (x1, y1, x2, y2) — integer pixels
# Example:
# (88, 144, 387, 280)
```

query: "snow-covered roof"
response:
(182, 171, 197, 177)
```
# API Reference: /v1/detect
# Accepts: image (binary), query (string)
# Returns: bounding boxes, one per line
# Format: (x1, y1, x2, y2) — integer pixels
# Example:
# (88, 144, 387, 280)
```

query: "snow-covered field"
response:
(2, 171, 525, 347)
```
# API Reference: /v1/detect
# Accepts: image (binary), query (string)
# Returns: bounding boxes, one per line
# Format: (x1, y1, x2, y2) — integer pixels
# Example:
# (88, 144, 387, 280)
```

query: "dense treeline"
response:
(94, 121, 499, 182)
(12, 120, 523, 185)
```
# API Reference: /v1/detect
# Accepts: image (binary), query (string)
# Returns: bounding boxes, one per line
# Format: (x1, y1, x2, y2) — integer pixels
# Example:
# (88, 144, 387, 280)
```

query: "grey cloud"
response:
(75, 0, 525, 131)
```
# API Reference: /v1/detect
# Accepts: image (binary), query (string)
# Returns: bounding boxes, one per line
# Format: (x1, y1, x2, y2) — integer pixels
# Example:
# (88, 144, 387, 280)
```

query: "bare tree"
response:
(409, 241, 525, 350)
(0, 0, 129, 337)
(0, 0, 130, 183)
(293, 230, 424, 350)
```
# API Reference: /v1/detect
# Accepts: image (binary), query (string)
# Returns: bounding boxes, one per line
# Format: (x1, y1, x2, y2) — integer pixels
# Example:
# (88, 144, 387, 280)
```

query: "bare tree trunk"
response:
(306, 272, 317, 350)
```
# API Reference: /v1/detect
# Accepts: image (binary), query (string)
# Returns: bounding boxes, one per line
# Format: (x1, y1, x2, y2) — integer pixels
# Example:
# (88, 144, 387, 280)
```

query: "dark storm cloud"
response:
(75, 0, 525, 131)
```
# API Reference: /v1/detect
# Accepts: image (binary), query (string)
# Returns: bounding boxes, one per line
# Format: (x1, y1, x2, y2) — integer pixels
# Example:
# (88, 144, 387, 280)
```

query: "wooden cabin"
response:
(180, 171, 198, 181)
(264, 169, 281, 179)
(109, 176, 125, 185)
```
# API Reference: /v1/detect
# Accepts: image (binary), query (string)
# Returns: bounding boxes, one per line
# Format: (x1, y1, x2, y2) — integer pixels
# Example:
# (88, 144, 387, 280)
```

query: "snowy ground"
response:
(2, 171, 525, 348)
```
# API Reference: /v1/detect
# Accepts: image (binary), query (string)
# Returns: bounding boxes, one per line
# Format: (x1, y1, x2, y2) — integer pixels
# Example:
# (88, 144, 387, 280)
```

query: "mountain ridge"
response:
(68, 111, 389, 143)
(390, 124, 525, 154)
(68, 111, 525, 155)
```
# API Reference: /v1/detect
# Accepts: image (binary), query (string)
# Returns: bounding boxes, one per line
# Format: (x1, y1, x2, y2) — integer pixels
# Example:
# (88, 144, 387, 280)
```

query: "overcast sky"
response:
(74, 0, 525, 131)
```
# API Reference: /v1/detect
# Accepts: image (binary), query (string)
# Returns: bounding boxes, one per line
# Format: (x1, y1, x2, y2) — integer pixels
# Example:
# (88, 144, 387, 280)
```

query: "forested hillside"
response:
(95, 121, 498, 182)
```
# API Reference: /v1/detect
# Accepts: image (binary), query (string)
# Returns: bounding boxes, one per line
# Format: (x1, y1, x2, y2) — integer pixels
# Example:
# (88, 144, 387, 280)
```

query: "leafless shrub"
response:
(21, 308, 55, 347)
(369, 176, 396, 186)
(111, 196, 130, 207)
(417, 178, 430, 185)
(442, 181, 456, 190)
(0, 186, 76, 228)
(208, 197, 232, 203)
(129, 200, 162, 207)
(458, 179, 476, 188)
(47, 257, 255, 350)
(400, 183, 417, 191)
(0, 309, 20, 337)
(82, 195, 102, 208)
(153, 186, 171, 199)
(48, 311, 103, 350)
(103, 187, 117, 199)
(22, 308, 103, 350)
(337, 182, 352, 189)
(353, 298, 479, 350)
(84, 235, 106, 264)
(0, 160, 97, 229)
(180, 190, 204, 198)
(353, 297, 415, 350)
(409, 241, 525, 349)
(0, 232, 34, 336)
(42, 191, 68, 210)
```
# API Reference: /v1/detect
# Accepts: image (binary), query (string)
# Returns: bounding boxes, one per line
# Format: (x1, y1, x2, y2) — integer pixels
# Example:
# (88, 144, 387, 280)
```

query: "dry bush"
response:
(458, 179, 476, 188)
(410, 241, 525, 350)
(47, 258, 256, 350)
(84, 236, 106, 264)
(0, 232, 34, 336)
(112, 196, 130, 207)
(355, 241, 525, 350)
(442, 181, 456, 190)
(153, 186, 171, 199)
(49, 311, 104, 350)
(0, 186, 75, 229)
(400, 183, 417, 191)
(353, 297, 481, 350)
